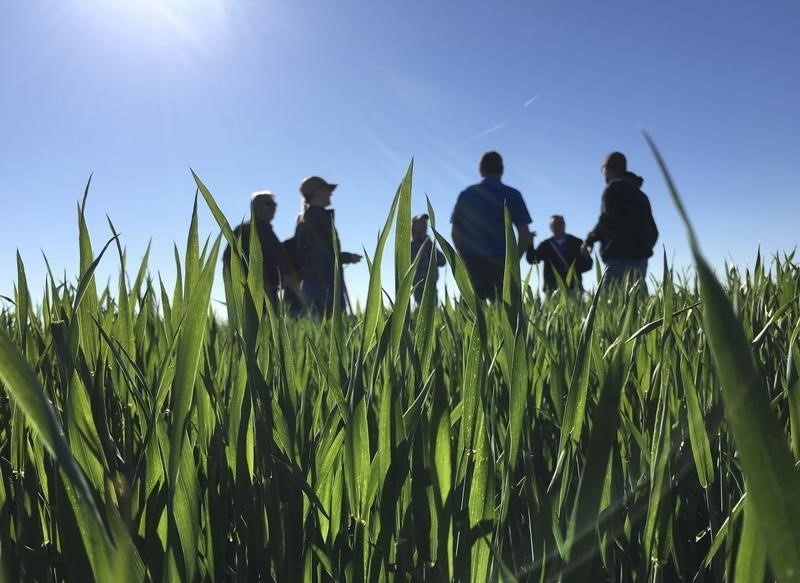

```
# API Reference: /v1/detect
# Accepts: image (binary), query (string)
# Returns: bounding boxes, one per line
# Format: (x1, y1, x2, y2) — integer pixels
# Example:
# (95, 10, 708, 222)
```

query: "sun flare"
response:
(90, 0, 228, 45)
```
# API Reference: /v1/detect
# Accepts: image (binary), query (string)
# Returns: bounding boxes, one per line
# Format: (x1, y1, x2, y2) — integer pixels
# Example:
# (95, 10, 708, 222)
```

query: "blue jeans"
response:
(604, 258, 648, 291)
(301, 278, 346, 315)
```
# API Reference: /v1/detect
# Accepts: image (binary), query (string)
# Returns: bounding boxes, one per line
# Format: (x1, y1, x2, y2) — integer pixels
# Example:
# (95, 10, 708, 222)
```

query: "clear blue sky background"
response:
(1, 0, 798, 309)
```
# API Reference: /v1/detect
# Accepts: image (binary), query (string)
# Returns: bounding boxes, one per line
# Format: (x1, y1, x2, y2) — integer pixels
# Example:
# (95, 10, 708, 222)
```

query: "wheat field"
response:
(1, 151, 799, 581)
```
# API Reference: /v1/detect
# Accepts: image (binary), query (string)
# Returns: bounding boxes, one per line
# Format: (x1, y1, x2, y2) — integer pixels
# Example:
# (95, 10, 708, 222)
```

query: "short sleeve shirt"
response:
(450, 177, 532, 257)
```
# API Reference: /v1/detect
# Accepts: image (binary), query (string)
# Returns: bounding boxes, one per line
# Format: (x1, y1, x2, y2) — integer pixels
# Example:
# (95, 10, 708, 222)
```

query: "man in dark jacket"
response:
(527, 215, 592, 294)
(294, 176, 361, 315)
(222, 191, 301, 307)
(581, 152, 658, 287)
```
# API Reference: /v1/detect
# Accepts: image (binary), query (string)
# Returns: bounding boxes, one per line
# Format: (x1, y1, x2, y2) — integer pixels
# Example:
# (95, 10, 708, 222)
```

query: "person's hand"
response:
(525, 242, 537, 264)
(342, 252, 362, 264)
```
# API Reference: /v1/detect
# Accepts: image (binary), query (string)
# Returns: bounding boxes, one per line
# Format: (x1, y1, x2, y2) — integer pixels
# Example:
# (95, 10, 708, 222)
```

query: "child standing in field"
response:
(411, 213, 446, 304)
(294, 176, 362, 315)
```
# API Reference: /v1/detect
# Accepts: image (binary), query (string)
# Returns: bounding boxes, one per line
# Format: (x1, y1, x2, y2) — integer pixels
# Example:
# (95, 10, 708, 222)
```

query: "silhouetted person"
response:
(582, 152, 658, 288)
(222, 191, 301, 307)
(411, 213, 446, 304)
(451, 151, 533, 300)
(526, 214, 592, 294)
(281, 236, 305, 315)
(294, 176, 361, 315)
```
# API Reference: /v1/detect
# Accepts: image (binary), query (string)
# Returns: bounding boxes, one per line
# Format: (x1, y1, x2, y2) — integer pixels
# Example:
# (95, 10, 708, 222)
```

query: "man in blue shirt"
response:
(451, 151, 533, 300)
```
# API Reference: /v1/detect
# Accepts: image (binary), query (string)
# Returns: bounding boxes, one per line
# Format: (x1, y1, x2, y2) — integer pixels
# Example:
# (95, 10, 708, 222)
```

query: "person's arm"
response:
(451, 223, 463, 253)
(273, 235, 304, 302)
(583, 185, 619, 256)
(341, 251, 362, 264)
(526, 240, 541, 264)
(451, 191, 466, 253)
(516, 223, 533, 259)
(572, 237, 593, 271)
(581, 233, 596, 258)
(276, 247, 304, 302)
(644, 197, 659, 250)
(507, 190, 533, 259)
(435, 247, 446, 267)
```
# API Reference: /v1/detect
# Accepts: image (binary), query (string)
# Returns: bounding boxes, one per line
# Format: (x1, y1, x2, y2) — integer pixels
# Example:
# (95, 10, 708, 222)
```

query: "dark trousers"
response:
(604, 258, 649, 293)
(462, 255, 506, 301)
(301, 277, 346, 315)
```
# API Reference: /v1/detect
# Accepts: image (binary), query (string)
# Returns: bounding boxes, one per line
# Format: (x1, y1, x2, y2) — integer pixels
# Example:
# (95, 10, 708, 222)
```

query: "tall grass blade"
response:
(394, 158, 413, 291)
(361, 161, 409, 356)
(645, 129, 800, 581)
(14, 252, 29, 351)
(562, 294, 632, 582)
(680, 358, 714, 488)
(0, 327, 101, 522)
(733, 498, 767, 582)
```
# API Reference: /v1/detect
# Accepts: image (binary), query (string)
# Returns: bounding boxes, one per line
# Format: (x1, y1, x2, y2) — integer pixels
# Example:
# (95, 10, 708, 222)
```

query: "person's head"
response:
(251, 191, 277, 223)
(549, 214, 566, 238)
(412, 213, 429, 241)
(300, 175, 337, 207)
(479, 151, 504, 178)
(602, 151, 627, 183)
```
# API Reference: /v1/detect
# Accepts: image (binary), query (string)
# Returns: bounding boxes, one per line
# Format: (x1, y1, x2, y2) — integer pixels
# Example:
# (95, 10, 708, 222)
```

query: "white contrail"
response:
(523, 94, 542, 107)
(464, 122, 507, 144)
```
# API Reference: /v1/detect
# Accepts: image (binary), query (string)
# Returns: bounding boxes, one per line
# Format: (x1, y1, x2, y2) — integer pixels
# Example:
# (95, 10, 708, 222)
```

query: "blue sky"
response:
(1, 0, 798, 309)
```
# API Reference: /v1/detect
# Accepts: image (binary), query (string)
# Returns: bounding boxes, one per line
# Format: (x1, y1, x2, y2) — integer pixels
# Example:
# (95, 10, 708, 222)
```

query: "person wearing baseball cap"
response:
(411, 213, 446, 304)
(293, 176, 361, 314)
(581, 151, 659, 289)
(299, 176, 337, 198)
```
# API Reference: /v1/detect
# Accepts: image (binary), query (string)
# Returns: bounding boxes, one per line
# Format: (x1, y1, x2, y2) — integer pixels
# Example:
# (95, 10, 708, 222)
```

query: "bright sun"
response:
(90, 0, 227, 45)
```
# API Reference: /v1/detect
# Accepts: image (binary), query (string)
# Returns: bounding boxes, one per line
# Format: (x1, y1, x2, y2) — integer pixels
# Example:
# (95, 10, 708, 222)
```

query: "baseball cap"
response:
(300, 176, 337, 197)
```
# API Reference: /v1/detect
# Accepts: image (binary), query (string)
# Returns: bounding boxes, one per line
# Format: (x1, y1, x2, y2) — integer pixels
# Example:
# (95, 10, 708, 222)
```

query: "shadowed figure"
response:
(451, 151, 533, 301)
(526, 214, 592, 294)
(582, 151, 658, 290)
(294, 176, 362, 315)
(222, 191, 301, 307)
(411, 213, 446, 304)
